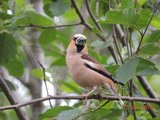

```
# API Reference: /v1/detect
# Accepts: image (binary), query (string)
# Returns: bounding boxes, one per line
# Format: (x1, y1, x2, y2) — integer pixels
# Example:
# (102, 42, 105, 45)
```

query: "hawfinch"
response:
(66, 34, 124, 105)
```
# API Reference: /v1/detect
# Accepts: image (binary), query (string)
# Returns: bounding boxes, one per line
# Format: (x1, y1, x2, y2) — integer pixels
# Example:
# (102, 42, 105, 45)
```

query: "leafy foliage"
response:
(14, 10, 53, 27)
(0, 0, 160, 120)
(115, 57, 140, 83)
(40, 106, 72, 119)
(0, 32, 17, 65)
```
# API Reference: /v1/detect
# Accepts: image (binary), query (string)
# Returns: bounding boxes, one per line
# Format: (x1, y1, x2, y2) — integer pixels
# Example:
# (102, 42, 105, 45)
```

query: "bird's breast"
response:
(66, 54, 105, 89)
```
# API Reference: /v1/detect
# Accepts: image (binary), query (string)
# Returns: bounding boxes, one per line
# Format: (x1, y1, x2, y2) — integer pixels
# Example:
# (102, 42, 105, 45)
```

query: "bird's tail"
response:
(105, 83, 124, 107)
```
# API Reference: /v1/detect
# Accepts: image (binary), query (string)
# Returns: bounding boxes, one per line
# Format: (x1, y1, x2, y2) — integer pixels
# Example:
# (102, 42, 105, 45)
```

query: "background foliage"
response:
(0, 0, 160, 120)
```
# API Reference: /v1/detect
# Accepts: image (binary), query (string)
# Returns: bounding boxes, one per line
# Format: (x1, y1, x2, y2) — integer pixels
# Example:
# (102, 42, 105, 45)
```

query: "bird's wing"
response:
(81, 54, 124, 85)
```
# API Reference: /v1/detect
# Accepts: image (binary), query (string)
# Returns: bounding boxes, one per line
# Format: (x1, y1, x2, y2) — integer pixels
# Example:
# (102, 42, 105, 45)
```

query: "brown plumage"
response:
(66, 34, 124, 105)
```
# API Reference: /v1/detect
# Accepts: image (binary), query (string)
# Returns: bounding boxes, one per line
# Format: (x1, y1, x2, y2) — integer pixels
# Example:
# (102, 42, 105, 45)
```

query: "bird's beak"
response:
(75, 37, 86, 46)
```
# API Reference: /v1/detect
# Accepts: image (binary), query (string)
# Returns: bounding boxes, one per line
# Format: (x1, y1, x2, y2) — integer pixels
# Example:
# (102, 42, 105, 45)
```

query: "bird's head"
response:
(73, 34, 86, 47)
(67, 34, 88, 53)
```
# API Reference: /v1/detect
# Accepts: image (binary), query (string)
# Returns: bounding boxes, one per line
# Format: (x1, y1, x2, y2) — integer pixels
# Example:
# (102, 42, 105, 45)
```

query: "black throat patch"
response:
(76, 45, 84, 53)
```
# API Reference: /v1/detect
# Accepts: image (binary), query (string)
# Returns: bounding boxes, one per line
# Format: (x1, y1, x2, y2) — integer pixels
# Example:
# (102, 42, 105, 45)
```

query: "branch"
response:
(0, 77, 27, 120)
(136, 2, 160, 53)
(0, 95, 160, 111)
(71, 0, 118, 63)
(137, 76, 158, 99)
(38, 62, 53, 108)
(17, 22, 82, 29)
(73, 100, 110, 119)
(113, 18, 157, 118)
(71, 0, 92, 31)
(85, 0, 103, 31)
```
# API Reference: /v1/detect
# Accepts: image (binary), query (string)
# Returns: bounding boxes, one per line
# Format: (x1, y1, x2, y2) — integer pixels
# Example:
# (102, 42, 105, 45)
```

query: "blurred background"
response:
(0, 0, 160, 120)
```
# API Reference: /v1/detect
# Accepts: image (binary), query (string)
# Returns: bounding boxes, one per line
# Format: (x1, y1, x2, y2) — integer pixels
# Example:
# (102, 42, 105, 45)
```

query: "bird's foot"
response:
(82, 86, 98, 110)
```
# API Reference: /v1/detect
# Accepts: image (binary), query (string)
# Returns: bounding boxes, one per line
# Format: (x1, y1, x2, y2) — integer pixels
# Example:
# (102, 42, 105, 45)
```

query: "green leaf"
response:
(85, 108, 111, 119)
(136, 58, 160, 76)
(0, 32, 17, 65)
(40, 106, 72, 119)
(31, 68, 43, 79)
(57, 108, 81, 120)
(4, 59, 24, 77)
(51, 56, 66, 66)
(0, 12, 13, 20)
(138, 43, 160, 56)
(137, 0, 147, 6)
(90, 40, 104, 48)
(121, 0, 134, 9)
(14, 0, 25, 15)
(15, 10, 53, 27)
(105, 8, 150, 29)
(90, 39, 113, 50)
(63, 9, 78, 22)
(60, 77, 82, 94)
(43, 4, 53, 17)
(151, 15, 160, 29)
(146, 30, 160, 42)
(115, 57, 140, 83)
(49, 0, 71, 16)
(39, 29, 57, 45)
(105, 65, 120, 76)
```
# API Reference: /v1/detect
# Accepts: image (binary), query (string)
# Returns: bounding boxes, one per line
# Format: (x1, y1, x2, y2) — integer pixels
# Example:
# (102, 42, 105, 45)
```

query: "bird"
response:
(66, 34, 124, 105)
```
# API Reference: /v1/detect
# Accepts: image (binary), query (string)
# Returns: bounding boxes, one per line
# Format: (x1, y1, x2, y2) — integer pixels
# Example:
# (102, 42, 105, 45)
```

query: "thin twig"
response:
(85, 0, 103, 31)
(71, 0, 118, 63)
(73, 100, 110, 120)
(17, 22, 82, 29)
(129, 80, 137, 120)
(112, 35, 124, 64)
(38, 62, 53, 108)
(128, 29, 133, 56)
(71, 0, 92, 31)
(136, 2, 160, 53)
(132, 84, 157, 118)
(123, 27, 130, 57)
(0, 77, 27, 120)
(0, 95, 160, 111)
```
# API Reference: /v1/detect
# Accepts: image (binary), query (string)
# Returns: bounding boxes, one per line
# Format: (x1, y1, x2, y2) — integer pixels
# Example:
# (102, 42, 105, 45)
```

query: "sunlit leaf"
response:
(40, 106, 72, 119)
(151, 15, 160, 29)
(31, 68, 43, 79)
(115, 57, 140, 83)
(0, 32, 17, 65)
(14, 0, 25, 15)
(137, 0, 147, 6)
(60, 77, 82, 94)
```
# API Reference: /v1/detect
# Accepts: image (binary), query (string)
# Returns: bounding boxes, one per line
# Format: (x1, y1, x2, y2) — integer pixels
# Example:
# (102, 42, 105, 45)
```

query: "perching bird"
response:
(66, 34, 124, 105)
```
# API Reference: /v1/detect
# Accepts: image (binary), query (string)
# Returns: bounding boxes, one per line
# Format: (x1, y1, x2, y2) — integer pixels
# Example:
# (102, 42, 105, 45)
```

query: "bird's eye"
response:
(73, 37, 78, 41)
